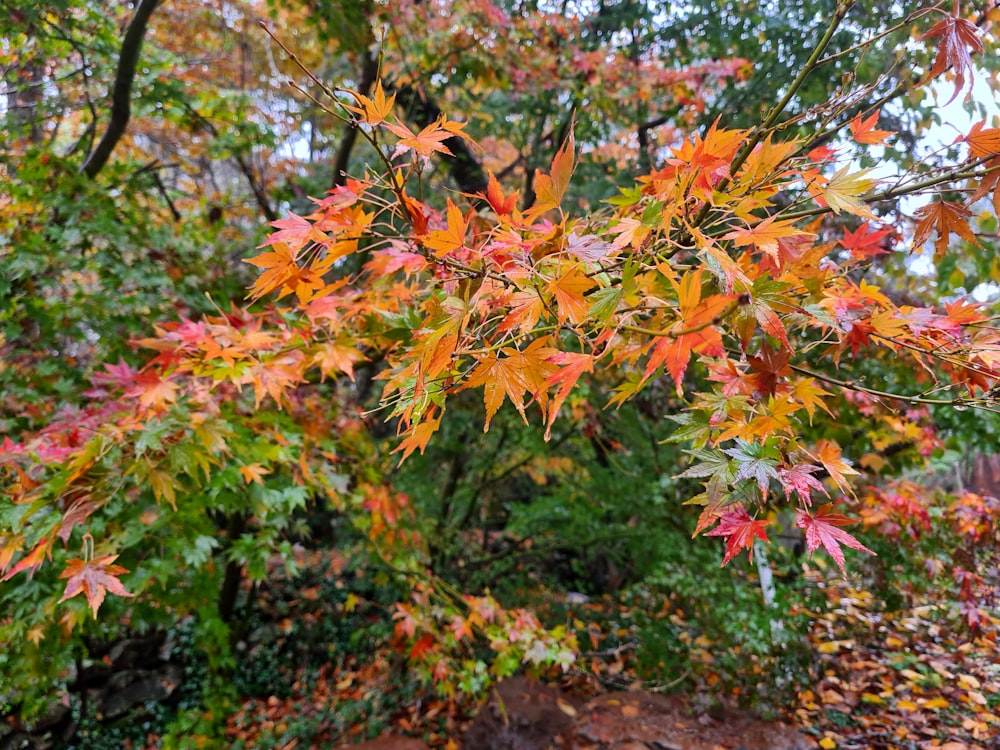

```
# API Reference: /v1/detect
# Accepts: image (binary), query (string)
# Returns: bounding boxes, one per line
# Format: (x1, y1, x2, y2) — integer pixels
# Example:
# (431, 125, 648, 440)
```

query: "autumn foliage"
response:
(2, 0, 1000, 729)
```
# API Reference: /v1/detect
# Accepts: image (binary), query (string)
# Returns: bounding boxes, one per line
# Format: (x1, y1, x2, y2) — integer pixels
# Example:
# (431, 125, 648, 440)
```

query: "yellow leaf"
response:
(966, 690, 987, 706)
(238, 463, 271, 486)
(148, 469, 178, 509)
(896, 700, 918, 711)
(819, 737, 837, 749)
(820, 689, 844, 704)
(885, 635, 905, 648)
(861, 692, 884, 704)
(860, 453, 886, 472)
(344, 593, 359, 613)
(547, 266, 596, 325)
(923, 697, 949, 709)
(821, 166, 877, 218)
(556, 698, 577, 717)
(958, 674, 981, 690)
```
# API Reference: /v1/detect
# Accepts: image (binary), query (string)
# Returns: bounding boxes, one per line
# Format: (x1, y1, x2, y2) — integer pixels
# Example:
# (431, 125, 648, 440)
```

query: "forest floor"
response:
(171, 548, 1000, 750)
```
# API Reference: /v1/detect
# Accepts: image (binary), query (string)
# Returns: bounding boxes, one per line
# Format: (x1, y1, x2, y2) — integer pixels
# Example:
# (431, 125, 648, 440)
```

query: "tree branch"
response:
(332, 51, 379, 188)
(80, 0, 159, 179)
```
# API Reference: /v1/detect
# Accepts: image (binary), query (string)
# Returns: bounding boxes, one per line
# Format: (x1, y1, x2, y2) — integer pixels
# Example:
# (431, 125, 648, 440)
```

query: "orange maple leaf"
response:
(421, 200, 468, 257)
(245, 242, 299, 299)
(344, 80, 396, 125)
(238, 463, 272, 486)
(964, 121, 1000, 159)
(312, 341, 365, 381)
(547, 266, 596, 325)
(849, 109, 894, 145)
(526, 130, 575, 217)
(645, 270, 734, 394)
(385, 118, 455, 159)
(808, 439, 859, 495)
(465, 338, 558, 430)
(393, 410, 442, 464)
(912, 200, 979, 257)
(59, 555, 132, 617)
(134, 372, 178, 411)
(723, 216, 809, 262)
(543, 351, 594, 439)
(482, 172, 519, 216)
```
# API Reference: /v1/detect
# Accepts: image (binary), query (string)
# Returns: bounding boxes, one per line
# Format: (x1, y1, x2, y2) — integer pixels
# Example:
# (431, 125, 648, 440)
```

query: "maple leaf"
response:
(385, 118, 455, 159)
(238, 463, 271, 486)
(498, 289, 547, 334)
(912, 200, 979, 257)
(849, 110, 894, 145)
(482, 172, 518, 216)
(722, 440, 781, 493)
(465, 338, 558, 430)
(261, 212, 330, 251)
(547, 266, 596, 325)
(796, 504, 875, 576)
(839, 221, 893, 259)
(543, 351, 594, 439)
(819, 166, 877, 218)
(793, 377, 833, 424)
(89, 360, 141, 391)
(133, 371, 178, 411)
(450, 615, 474, 641)
(779, 463, 829, 504)
(148, 469, 178, 508)
(920, 4, 984, 104)
(565, 231, 612, 263)
(421, 199, 468, 257)
(963, 121, 1000, 159)
(245, 241, 300, 300)
(705, 505, 770, 565)
(59, 555, 132, 617)
(2, 538, 53, 580)
(744, 395, 801, 440)
(644, 270, 734, 395)
(723, 216, 808, 263)
(808, 439, 859, 495)
(313, 341, 365, 381)
(747, 343, 790, 397)
(344, 79, 396, 125)
(393, 410, 442, 464)
(408, 633, 437, 661)
(527, 130, 575, 216)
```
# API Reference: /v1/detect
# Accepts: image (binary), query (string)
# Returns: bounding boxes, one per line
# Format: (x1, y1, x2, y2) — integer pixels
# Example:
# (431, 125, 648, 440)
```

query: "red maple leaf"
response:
(919, 3, 984, 104)
(796, 504, 875, 576)
(779, 463, 829, 505)
(705, 505, 770, 566)
(839, 221, 894, 259)
(408, 633, 437, 661)
(59, 555, 132, 617)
